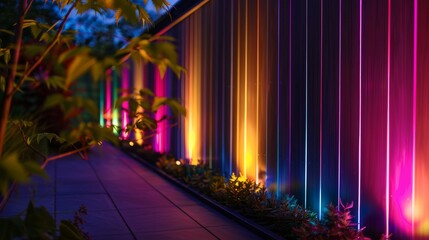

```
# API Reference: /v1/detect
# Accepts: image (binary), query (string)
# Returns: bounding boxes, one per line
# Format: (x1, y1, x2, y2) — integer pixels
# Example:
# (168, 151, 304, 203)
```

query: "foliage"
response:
(0, 0, 183, 238)
(125, 143, 368, 239)
(117, 88, 185, 139)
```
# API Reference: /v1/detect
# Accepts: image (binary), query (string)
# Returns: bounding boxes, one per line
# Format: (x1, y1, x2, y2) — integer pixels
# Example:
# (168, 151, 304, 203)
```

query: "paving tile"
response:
(57, 210, 131, 237)
(102, 178, 153, 193)
(181, 204, 235, 227)
(56, 181, 105, 195)
(135, 228, 217, 240)
(121, 206, 200, 233)
(91, 233, 134, 240)
(158, 187, 201, 206)
(0, 194, 54, 217)
(111, 191, 173, 210)
(56, 194, 115, 213)
(207, 225, 263, 240)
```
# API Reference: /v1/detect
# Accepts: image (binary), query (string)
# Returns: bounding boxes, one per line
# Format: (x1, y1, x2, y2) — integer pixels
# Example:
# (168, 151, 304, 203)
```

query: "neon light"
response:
(121, 67, 129, 138)
(229, 0, 233, 175)
(319, 0, 324, 220)
(412, 0, 417, 235)
(276, 0, 281, 198)
(304, 0, 308, 208)
(244, 0, 248, 178)
(358, 0, 362, 230)
(105, 69, 112, 127)
(386, 0, 391, 236)
(289, 0, 292, 193)
(256, 0, 260, 183)
(337, 0, 342, 210)
(99, 79, 104, 127)
(112, 69, 119, 133)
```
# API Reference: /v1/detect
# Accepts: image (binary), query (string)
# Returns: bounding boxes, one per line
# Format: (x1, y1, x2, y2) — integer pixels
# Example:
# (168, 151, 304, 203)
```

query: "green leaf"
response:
(22, 161, 47, 178)
(22, 19, 37, 29)
(59, 220, 83, 240)
(65, 55, 97, 87)
(129, 98, 138, 113)
(42, 94, 64, 110)
(0, 153, 29, 183)
(4, 49, 10, 64)
(139, 88, 154, 97)
(0, 29, 14, 36)
(152, 96, 167, 111)
(24, 201, 56, 239)
(165, 99, 186, 117)
(91, 62, 104, 81)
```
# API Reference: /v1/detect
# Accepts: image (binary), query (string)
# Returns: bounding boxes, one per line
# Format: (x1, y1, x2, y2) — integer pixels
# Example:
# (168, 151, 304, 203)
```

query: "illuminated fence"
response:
(100, 0, 429, 238)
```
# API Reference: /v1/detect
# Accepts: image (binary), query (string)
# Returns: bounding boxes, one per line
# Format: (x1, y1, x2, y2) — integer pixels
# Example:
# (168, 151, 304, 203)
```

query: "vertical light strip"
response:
(244, 0, 248, 177)
(276, 0, 281, 198)
(105, 70, 112, 127)
(121, 68, 129, 138)
(289, 0, 292, 193)
(256, 0, 260, 183)
(266, 0, 269, 186)
(358, 0, 362, 230)
(337, 0, 342, 210)
(236, 0, 241, 173)
(99, 80, 104, 127)
(386, 0, 391, 236)
(304, 0, 308, 208)
(319, 0, 324, 220)
(112, 69, 119, 134)
(229, 0, 233, 175)
(412, 0, 417, 235)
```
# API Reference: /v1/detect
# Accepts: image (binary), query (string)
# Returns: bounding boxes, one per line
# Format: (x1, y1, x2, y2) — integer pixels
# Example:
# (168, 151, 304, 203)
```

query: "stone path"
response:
(0, 143, 263, 240)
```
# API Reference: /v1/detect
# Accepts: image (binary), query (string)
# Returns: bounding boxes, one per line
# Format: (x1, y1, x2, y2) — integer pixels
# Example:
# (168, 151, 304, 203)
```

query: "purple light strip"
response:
(358, 0, 362, 230)
(319, 0, 323, 220)
(385, 0, 391, 236)
(304, 0, 308, 209)
(412, 0, 417, 235)
(229, 0, 233, 175)
(256, 0, 260, 183)
(288, 0, 292, 194)
(337, 0, 342, 210)
(276, 0, 281, 198)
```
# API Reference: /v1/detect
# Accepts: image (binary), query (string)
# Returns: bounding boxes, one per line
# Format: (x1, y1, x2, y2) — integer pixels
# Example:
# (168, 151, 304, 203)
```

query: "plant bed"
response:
(120, 141, 369, 240)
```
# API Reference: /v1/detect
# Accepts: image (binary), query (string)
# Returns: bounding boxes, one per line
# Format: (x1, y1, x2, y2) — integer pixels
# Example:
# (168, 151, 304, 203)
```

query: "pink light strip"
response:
(337, 0, 342, 210)
(121, 68, 129, 138)
(386, 0, 391, 236)
(412, 0, 417, 235)
(358, 0, 362, 230)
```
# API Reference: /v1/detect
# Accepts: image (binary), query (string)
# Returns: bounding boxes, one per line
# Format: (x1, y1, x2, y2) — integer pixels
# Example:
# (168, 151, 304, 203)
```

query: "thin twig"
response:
(16, 125, 47, 161)
(12, 1, 78, 95)
(22, 0, 34, 17)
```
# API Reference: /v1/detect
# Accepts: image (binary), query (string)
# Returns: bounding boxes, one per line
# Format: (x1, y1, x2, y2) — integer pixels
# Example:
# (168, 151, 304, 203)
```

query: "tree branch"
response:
(16, 125, 47, 161)
(22, 0, 34, 17)
(12, 1, 77, 95)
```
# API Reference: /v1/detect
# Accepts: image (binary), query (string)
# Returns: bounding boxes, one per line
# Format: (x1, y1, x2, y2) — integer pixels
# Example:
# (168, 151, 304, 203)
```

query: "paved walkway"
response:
(0, 144, 262, 240)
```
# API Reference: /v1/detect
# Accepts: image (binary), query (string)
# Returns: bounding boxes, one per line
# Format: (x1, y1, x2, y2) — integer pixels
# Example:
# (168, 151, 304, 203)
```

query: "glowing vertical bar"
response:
(229, 0, 233, 175)
(244, 0, 248, 177)
(276, 0, 281, 198)
(236, 1, 241, 173)
(357, 0, 362, 230)
(121, 67, 129, 138)
(256, 0, 260, 183)
(105, 69, 112, 127)
(337, 0, 342, 210)
(412, 0, 417, 235)
(112, 69, 119, 133)
(319, 0, 323, 219)
(99, 79, 104, 127)
(304, 0, 308, 208)
(386, 0, 391, 236)
(289, 0, 292, 193)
